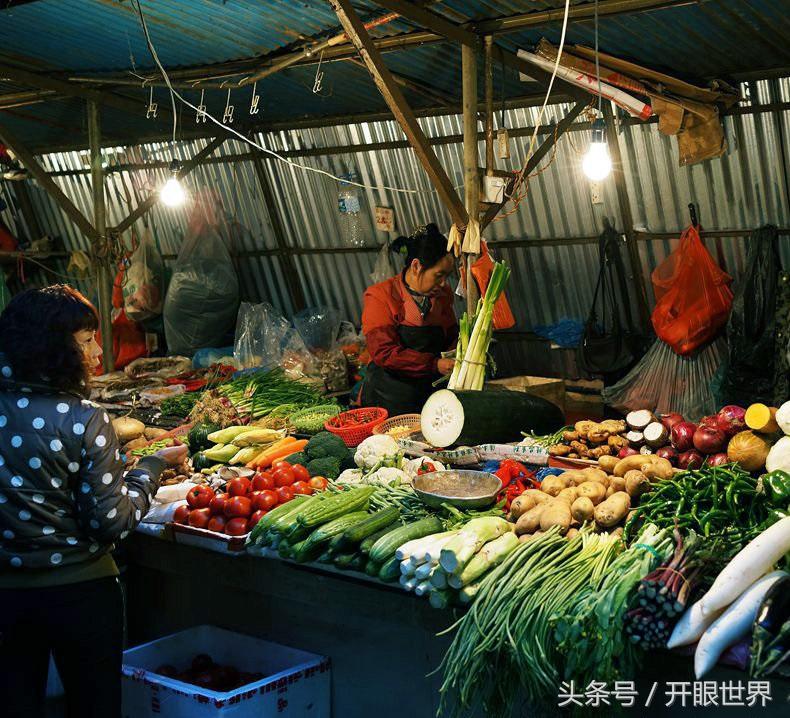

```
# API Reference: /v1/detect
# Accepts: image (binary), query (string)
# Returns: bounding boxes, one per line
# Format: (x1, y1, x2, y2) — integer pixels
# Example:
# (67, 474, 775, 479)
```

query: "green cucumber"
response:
(296, 486, 376, 528)
(369, 517, 443, 564)
(270, 496, 318, 534)
(333, 552, 358, 569)
(378, 556, 401, 582)
(340, 506, 400, 548)
(304, 511, 369, 548)
(365, 558, 383, 577)
(258, 495, 310, 533)
(317, 551, 333, 563)
(278, 540, 292, 559)
(328, 533, 347, 554)
(360, 522, 401, 555)
(292, 538, 327, 564)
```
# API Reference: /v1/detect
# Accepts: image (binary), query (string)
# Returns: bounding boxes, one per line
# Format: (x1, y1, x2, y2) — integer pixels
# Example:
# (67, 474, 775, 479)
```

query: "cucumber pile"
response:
(246, 487, 443, 582)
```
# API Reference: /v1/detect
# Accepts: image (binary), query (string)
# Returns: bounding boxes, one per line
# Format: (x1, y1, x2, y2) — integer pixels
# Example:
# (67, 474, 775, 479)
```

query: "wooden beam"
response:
(601, 101, 651, 329)
(329, 0, 468, 226)
(0, 63, 173, 125)
(87, 100, 115, 372)
(462, 44, 480, 316)
(112, 137, 226, 235)
(484, 36, 495, 176)
(0, 122, 100, 243)
(250, 154, 307, 312)
(11, 181, 42, 242)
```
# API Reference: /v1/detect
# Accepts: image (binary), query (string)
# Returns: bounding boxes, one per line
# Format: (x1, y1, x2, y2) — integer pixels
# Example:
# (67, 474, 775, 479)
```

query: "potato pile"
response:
(548, 419, 631, 460)
(509, 453, 674, 541)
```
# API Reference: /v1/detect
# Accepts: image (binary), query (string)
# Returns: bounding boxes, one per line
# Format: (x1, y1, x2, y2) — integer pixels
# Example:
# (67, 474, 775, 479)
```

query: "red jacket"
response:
(362, 274, 458, 378)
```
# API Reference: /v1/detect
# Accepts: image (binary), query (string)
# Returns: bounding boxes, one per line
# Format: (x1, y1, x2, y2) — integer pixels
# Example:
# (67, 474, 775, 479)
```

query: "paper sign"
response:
(374, 206, 395, 232)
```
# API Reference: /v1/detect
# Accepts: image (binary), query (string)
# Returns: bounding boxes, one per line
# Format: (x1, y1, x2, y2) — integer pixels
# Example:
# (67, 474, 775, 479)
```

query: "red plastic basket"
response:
(324, 407, 389, 447)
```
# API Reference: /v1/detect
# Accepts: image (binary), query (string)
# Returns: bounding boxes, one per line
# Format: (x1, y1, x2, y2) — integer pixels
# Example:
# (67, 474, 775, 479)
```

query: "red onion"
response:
(671, 422, 697, 452)
(656, 446, 678, 465)
(717, 405, 747, 438)
(693, 425, 727, 455)
(707, 453, 729, 467)
(659, 412, 685, 433)
(699, 415, 720, 429)
(677, 450, 704, 470)
(618, 447, 639, 459)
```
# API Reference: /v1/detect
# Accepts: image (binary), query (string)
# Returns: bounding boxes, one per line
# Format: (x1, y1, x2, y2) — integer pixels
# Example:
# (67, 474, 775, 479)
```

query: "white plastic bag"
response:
(370, 242, 396, 284)
(123, 228, 165, 322)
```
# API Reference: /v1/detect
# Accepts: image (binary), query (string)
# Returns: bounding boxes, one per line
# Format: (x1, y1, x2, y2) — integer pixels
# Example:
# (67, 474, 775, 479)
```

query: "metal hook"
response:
(688, 202, 699, 229)
(312, 50, 325, 94)
(223, 88, 235, 124)
(196, 89, 207, 124)
(146, 86, 158, 119)
(249, 82, 261, 115)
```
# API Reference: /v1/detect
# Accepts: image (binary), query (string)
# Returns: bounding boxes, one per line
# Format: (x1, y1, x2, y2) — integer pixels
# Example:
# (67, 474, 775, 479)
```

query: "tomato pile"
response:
(154, 653, 263, 692)
(173, 461, 328, 536)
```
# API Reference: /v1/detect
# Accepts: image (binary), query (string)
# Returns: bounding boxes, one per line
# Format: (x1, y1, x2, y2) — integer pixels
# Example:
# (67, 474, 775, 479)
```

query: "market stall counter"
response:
(124, 533, 790, 718)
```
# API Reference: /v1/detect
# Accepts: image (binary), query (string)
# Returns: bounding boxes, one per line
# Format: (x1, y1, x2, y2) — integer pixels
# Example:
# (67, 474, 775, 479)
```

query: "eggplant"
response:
(755, 575, 790, 635)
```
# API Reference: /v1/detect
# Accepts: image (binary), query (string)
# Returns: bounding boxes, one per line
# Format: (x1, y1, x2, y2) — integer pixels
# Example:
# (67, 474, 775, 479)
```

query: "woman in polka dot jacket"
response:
(0, 285, 187, 718)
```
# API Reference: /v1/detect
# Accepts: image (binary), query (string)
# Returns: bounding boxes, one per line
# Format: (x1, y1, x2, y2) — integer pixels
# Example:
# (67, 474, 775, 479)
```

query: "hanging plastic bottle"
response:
(338, 173, 365, 247)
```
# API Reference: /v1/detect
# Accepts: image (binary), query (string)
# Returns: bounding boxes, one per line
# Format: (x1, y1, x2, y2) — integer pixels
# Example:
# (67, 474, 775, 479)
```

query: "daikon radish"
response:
(695, 571, 787, 678)
(667, 599, 726, 649)
(699, 517, 790, 617)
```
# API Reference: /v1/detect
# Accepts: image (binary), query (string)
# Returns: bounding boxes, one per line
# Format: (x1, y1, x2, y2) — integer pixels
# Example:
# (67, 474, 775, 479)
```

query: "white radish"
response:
(402, 576, 419, 592)
(699, 517, 790, 616)
(430, 567, 448, 589)
(400, 559, 414, 576)
(415, 561, 436, 581)
(395, 531, 454, 561)
(414, 580, 432, 597)
(667, 600, 726, 649)
(694, 571, 787, 678)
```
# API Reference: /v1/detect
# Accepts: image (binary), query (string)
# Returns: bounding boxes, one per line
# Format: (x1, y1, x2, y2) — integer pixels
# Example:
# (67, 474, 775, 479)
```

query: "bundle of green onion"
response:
(448, 261, 511, 391)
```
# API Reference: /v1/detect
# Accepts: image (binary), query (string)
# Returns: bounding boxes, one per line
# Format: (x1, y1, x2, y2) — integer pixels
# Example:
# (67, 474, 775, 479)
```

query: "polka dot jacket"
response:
(0, 359, 163, 571)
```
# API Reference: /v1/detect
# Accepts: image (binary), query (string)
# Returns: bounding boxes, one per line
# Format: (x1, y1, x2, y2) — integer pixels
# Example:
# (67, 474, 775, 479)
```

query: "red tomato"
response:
(253, 489, 278, 511)
(273, 467, 296, 487)
(271, 460, 291, 471)
(207, 515, 227, 533)
(291, 481, 313, 496)
(227, 477, 251, 497)
(276, 485, 294, 504)
(173, 504, 191, 524)
(291, 464, 310, 482)
(249, 509, 267, 531)
(251, 472, 275, 492)
(225, 517, 249, 536)
(308, 476, 328, 491)
(209, 492, 228, 515)
(186, 485, 215, 509)
(188, 507, 212, 529)
(224, 495, 252, 518)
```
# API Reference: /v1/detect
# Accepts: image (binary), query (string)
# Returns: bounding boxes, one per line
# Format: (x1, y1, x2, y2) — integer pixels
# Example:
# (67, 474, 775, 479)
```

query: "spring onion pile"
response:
(448, 261, 510, 391)
(521, 425, 573, 449)
(218, 368, 331, 419)
(437, 529, 621, 718)
(555, 524, 671, 687)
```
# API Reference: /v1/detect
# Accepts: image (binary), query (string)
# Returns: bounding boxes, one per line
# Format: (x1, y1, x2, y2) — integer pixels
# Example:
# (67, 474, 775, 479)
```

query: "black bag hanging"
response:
(578, 226, 634, 375)
(719, 225, 780, 405)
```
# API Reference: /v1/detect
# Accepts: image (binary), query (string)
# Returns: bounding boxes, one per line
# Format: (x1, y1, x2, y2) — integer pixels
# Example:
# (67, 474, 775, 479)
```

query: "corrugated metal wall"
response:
(2, 84, 789, 336)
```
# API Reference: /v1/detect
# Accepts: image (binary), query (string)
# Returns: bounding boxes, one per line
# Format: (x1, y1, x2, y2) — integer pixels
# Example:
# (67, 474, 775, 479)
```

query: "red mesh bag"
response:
(650, 226, 733, 355)
(471, 241, 516, 330)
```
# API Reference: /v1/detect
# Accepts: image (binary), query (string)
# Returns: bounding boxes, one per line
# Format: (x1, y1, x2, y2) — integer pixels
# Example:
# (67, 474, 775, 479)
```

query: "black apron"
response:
(361, 324, 445, 417)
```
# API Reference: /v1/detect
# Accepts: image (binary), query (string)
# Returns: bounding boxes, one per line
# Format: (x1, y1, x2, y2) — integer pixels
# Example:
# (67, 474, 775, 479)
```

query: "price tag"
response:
(374, 206, 395, 232)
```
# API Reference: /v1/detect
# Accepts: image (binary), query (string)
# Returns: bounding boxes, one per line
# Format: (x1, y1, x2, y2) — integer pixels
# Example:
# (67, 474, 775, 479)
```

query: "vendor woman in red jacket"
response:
(361, 224, 458, 416)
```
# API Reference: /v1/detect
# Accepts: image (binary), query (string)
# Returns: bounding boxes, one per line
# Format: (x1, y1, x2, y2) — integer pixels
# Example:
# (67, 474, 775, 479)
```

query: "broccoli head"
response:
(306, 431, 348, 461)
(306, 456, 342, 480)
(284, 451, 308, 466)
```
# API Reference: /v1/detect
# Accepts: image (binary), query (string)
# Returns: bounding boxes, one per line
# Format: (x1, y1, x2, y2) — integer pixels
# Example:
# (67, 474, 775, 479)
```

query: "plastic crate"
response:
(324, 407, 388, 447)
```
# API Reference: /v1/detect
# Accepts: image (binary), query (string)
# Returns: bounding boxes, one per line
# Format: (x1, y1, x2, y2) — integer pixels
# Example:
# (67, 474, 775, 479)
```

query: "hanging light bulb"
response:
(582, 118, 611, 181)
(160, 159, 186, 207)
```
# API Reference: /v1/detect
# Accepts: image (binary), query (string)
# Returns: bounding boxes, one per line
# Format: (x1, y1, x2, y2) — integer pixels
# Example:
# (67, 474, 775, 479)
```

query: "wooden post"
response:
(87, 100, 114, 372)
(250, 154, 306, 313)
(484, 36, 495, 177)
(0, 123, 100, 243)
(462, 43, 480, 318)
(601, 101, 651, 330)
(329, 0, 468, 227)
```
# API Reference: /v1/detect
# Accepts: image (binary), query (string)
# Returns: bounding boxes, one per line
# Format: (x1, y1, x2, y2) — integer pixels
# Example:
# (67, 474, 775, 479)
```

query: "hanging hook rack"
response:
(196, 89, 207, 123)
(145, 85, 158, 119)
(312, 50, 325, 94)
(223, 87, 235, 124)
(249, 81, 261, 115)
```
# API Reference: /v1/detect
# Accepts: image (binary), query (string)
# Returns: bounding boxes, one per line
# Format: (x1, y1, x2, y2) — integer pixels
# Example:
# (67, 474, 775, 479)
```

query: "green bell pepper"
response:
(761, 470, 790, 505)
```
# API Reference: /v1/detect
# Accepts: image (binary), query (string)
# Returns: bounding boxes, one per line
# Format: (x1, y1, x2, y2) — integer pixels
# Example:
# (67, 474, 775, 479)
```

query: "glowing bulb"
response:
(160, 176, 186, 207)
(582, 119, 612, 181)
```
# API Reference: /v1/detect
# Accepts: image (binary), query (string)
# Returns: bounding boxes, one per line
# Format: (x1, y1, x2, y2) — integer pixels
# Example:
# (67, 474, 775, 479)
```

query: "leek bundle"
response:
(448, 261, 511, 391)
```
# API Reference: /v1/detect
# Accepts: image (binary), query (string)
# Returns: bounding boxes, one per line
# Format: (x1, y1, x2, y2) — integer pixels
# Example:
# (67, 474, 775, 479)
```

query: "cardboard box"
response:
(122, 625, 330, 718)
(170, 522, 248, 555)
(485, 375, 566, 413)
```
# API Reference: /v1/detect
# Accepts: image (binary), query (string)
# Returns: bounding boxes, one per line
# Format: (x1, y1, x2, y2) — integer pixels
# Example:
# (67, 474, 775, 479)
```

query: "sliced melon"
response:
(421, 390, 466, 448)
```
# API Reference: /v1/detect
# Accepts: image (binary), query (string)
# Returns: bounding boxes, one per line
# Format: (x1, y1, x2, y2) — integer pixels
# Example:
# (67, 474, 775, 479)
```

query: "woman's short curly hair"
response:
(0, 284, 99, 394)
